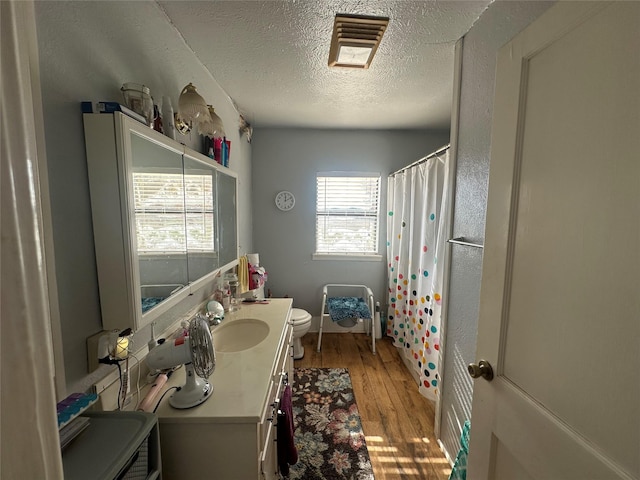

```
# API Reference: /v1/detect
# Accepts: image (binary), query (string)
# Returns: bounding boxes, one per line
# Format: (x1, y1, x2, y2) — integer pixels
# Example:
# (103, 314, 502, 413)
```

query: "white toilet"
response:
(290, 308, 312, 359)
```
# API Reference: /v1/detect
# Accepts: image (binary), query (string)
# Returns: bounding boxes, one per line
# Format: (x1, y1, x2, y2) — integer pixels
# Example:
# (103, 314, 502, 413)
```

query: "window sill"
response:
(312, 253, 383, 262)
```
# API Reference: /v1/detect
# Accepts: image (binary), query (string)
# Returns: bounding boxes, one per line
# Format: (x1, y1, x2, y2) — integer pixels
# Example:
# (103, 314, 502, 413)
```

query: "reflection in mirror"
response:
(131, 133, 188, 314)
(184, 154, 218, 282)
(217, 171, 238, 267)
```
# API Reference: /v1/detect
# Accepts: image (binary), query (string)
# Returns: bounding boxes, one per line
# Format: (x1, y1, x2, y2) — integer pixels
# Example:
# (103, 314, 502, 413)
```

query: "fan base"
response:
(169, 380, 213, 409)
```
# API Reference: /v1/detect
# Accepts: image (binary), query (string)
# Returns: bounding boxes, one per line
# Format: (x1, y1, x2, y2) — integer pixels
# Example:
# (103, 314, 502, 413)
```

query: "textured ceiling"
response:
(158, 1, 491, 129)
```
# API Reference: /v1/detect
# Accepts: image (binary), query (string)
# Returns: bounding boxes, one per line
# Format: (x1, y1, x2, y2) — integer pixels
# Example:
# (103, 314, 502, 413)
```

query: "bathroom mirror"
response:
(131, 133, 189, 314)
(84, 112, 238, 333)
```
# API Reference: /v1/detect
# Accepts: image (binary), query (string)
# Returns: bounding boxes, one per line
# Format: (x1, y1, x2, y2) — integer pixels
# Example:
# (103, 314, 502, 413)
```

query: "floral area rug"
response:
(290, 367, 374, 480)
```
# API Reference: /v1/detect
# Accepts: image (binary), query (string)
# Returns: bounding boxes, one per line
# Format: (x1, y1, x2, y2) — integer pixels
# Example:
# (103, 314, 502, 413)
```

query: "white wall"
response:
(439, 0, 554, 461)
(34, 1, 252, 393)
(251, 128, 450, 316)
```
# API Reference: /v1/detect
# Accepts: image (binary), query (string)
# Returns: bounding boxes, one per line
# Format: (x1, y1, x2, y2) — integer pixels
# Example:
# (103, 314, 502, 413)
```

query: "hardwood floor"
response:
(294, 332, 452, 480)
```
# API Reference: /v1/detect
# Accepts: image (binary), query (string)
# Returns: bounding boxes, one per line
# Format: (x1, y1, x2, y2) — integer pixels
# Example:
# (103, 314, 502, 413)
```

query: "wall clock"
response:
(275, 191, 295, 211)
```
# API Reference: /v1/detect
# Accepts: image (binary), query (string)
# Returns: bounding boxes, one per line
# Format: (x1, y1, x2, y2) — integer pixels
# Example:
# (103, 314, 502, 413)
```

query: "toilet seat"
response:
(291, 308, 311, 325)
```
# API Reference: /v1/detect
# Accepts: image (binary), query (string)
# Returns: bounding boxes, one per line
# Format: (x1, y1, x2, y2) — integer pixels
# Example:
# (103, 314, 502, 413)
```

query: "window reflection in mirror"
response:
(217, 171, 238, 267)
(131, 133, 188, 314)
(184, 155, 218, 283)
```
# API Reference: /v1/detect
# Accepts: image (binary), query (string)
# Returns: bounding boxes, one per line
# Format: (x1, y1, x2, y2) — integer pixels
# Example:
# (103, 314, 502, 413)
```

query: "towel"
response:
(141, 297, 164, 313)
(327, 296, 372, 322)
(448, 420, 471, 480)
(277, 384, 298, 475)
(238, 255, 249, 293)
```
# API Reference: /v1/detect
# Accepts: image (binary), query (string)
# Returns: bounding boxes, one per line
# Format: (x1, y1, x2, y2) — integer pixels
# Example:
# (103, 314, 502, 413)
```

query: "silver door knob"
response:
(468, 360, 494, 381)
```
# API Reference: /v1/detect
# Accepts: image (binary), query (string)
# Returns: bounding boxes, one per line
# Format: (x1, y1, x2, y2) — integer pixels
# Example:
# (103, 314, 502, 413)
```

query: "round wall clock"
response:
(275, 191, 295, 211)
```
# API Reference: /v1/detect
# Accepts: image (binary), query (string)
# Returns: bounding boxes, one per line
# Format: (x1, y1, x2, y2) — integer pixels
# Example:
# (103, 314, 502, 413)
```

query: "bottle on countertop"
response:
(225, 273, 240, 311)
(221, 279, 231, 312)
(213, 284, 224, 305)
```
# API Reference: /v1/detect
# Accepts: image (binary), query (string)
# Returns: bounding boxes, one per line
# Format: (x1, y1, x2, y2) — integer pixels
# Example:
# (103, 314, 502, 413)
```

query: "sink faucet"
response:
(201, 311, 224, 327)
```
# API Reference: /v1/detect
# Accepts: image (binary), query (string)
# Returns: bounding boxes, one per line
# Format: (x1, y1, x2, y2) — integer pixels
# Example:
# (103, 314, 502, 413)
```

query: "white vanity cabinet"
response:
(155, 299, 294, 480)
(83, 112, 238, 333)
(260, 317, 294, 480)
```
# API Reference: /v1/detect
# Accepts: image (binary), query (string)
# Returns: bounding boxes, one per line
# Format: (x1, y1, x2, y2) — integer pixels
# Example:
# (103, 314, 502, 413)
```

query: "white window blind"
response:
(184, 173, 215, 252)
(133, 172, 214, 253)
(316, 173, 380, 255)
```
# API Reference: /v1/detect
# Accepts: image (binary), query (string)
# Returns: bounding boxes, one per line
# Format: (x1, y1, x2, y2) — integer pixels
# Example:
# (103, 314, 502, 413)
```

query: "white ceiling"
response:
(158, 1, 491, 130)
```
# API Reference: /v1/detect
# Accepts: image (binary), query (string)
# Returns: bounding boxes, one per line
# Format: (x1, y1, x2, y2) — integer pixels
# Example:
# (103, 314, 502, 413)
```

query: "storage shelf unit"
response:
(62, 411, 161, 480)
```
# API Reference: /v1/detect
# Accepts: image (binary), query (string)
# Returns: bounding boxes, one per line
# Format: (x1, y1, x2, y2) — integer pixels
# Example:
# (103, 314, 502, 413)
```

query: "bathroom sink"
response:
(212, 318, 270, 353)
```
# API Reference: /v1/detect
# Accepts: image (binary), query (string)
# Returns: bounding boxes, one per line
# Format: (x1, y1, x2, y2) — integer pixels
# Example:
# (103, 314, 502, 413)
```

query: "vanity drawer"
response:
(260, 370, 284, 449)
(259, 411, 278, 480)
(260, 323, 292, 450)
(273, 324, 293, 384)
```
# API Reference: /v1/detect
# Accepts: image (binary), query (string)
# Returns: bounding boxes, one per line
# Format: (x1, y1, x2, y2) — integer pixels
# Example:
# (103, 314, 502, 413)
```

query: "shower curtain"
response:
(387, 148, 449, 401)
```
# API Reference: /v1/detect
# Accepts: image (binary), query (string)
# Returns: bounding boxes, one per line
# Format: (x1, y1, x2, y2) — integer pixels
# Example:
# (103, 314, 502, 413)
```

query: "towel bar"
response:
(447, 237, 484, 249)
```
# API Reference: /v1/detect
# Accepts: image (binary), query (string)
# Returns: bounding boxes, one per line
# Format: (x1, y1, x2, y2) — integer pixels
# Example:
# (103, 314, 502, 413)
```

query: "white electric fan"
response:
(146, 314, 216, 409)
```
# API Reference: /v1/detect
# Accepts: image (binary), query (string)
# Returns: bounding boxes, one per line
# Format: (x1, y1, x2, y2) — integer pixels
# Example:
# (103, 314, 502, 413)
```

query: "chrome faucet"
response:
(201, 311, 224, 327)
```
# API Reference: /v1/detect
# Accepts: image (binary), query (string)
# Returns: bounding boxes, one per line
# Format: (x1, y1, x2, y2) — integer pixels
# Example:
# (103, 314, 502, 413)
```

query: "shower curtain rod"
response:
(389, 143, 450, 176)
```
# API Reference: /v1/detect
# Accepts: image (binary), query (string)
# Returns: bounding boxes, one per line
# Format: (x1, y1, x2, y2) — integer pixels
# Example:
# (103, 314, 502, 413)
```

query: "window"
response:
(184, 172, 215, 252)
(133, 172, 214, 254)
(315, 172, 381, 256)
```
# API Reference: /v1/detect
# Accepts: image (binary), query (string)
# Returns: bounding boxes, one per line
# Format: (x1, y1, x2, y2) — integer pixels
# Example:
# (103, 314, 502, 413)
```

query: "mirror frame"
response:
(84, 112, 239, 333)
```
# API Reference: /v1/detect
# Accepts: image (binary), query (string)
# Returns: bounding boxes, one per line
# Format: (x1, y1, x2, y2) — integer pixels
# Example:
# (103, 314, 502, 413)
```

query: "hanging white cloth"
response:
(386, 148, 450, 401)
(1, 1, 64, 478)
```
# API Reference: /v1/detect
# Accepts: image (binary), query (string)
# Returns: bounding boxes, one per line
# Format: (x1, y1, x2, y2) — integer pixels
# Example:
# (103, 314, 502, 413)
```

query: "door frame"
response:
(435, 36, 464, 444)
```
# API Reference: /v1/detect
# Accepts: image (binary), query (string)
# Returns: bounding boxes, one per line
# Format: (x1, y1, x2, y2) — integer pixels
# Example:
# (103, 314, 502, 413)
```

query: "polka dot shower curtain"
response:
(386, 148, 450, 401)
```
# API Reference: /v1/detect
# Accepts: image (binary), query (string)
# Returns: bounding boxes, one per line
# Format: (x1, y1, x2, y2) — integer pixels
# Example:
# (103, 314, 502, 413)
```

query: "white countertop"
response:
(155, 298, 293, 424)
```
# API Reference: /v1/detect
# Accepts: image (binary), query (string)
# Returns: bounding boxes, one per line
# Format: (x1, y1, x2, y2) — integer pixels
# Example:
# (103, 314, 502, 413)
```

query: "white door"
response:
(468, 2, 639, 479)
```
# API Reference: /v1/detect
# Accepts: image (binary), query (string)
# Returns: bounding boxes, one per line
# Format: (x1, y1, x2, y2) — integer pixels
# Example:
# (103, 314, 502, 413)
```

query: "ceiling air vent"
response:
(328, 14, 389, 69)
